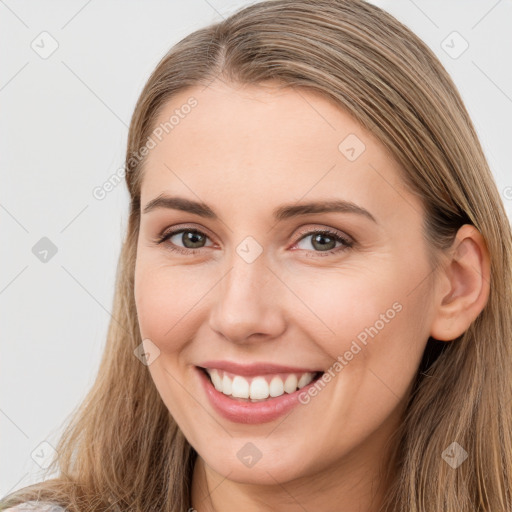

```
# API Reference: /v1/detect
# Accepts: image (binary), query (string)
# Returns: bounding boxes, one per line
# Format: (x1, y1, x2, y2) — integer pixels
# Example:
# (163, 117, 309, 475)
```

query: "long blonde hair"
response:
(2, 1, 511, 510)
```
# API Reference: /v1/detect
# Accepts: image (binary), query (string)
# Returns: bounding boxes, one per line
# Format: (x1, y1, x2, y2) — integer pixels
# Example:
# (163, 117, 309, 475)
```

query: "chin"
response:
(201, 447, 309, 485)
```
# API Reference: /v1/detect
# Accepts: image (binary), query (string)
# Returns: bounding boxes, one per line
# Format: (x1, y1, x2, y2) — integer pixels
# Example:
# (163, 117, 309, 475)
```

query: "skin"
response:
(133, 79, 490, 512)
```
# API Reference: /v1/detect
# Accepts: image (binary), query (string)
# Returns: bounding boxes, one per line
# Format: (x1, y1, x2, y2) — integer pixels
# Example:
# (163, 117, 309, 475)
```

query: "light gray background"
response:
(1, 0, 511, 497)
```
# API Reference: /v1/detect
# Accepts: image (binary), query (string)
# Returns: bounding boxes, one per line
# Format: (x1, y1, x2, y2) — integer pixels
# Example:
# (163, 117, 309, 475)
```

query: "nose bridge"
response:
(208, 245, 285, 343)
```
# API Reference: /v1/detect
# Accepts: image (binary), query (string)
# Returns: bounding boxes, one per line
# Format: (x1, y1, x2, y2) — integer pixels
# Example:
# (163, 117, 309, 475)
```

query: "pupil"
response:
(313, 233, 335, 251)
(184, 231, 204, 249)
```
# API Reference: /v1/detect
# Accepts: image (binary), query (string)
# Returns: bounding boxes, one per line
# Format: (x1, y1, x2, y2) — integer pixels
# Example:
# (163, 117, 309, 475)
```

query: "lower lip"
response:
(196, 366, 322, 424)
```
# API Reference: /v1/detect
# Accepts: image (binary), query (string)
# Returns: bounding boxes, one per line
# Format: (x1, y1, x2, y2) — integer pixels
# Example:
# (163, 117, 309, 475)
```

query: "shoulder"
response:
(3, 502, 66, 512)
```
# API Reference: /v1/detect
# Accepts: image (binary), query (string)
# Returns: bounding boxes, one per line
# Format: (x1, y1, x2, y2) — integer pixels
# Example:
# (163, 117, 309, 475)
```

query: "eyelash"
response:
(153, 226, 354, 257)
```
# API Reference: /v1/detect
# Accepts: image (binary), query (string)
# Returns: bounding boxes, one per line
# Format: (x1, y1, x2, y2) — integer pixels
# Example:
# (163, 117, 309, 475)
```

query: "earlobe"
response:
(429, 224, 491, 342)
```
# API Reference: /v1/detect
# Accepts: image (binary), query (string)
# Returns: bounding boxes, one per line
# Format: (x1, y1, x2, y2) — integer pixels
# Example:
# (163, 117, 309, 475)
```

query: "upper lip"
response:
(197, 360, 324, 377)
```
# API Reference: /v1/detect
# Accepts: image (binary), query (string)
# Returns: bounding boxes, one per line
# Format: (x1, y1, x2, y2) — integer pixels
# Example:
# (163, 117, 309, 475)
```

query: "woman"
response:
(2, 0, 511, 510)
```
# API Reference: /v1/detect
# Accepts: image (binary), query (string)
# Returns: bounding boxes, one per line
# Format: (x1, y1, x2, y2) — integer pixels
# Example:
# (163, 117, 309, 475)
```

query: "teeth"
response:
(222, 373, 232, 395)
(298, 373, 312, 388)
(284, 374, 298, 393)
(205, 368, 317, 401)
(250, 377, 269, 399)
(269, 376, 284, 397)
(211, 369, 223, 391)
(232, 375, 249, 398)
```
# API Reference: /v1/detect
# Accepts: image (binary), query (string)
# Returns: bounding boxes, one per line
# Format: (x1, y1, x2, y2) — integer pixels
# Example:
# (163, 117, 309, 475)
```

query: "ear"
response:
(429, 224, 491, 342)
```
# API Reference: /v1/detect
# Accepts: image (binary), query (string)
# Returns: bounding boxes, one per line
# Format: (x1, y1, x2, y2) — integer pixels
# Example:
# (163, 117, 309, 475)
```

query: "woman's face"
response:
(134, 80, 438, 488)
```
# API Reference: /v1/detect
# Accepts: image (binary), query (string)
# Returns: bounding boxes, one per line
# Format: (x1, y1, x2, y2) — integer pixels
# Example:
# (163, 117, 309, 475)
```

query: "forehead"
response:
(140, 80, 421, 225)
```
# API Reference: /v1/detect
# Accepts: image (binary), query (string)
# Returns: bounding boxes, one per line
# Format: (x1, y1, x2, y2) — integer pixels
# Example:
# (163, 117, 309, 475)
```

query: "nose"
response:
(208, 253, 287, 344)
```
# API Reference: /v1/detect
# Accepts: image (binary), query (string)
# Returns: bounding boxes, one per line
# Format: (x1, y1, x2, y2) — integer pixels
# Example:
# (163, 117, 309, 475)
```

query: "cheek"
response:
(134, 260, 203, 425)
(290, 266, 429, 385)
(285, 272, 428, 448)
(134, 258, 215, 352)
(289, 270, 403, 353)
(134, 260, 181, 346)
(135, 272, 167, 342)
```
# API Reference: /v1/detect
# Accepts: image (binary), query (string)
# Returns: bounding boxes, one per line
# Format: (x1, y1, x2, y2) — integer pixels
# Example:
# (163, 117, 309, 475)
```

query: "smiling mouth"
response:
(198, 366, 325, 402)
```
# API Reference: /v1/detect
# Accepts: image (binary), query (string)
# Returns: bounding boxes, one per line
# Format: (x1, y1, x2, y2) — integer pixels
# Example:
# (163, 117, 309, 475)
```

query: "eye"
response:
(155, 227, 214, 255)
(153, 226, 354, 257)
(292, 228, 354, 255)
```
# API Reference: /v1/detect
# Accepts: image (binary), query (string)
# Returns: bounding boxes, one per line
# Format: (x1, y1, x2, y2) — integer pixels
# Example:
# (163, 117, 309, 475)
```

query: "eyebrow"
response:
(142, 194, 377, 223)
